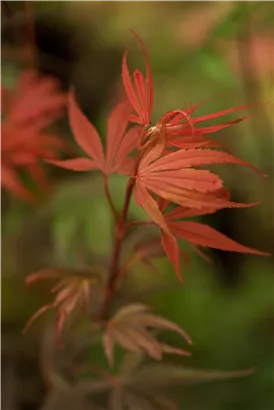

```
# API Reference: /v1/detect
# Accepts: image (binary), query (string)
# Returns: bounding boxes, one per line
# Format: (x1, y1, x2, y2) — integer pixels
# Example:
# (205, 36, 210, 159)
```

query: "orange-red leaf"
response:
(103, 304, 191, 366)
(134, 180, 170, 232)
(24, 268, 100, 348)
(122, 31, 154, 126)
(114, 127, 142, 172)
(68, 91, 105, 167)
(7, 70, 66, 129)
(169, 220, 270, 256)
(1, 166, 37, 203)
(161, 231, 182, 282)
(106, 101, 131, 165)
(46, 157, 99, 171)
(146, 148, 265, 176)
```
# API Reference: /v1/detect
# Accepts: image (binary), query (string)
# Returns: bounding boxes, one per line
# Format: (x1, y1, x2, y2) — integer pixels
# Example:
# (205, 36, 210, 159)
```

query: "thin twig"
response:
(103, 174, 119, 222)
(237, 3, 273, 229)
(98, 177, 135, 319)
(23, 1, 37, 65)
(98, 128, 147, 320)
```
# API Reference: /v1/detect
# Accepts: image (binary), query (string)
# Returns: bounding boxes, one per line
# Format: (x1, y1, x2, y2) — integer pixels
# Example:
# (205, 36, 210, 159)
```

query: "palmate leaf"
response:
(24, 267, 103, 348)
(103, 304, 192, 366)
(106, 352, 254, 410)
(122, 30, 154, 126)
(48, 91, 142, 176)
(130, 362, 254, 387)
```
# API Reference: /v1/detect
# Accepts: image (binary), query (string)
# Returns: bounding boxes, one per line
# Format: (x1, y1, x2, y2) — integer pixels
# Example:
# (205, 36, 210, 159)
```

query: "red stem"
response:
(98, 177, 135, 319)
(98, 129, 147, 320)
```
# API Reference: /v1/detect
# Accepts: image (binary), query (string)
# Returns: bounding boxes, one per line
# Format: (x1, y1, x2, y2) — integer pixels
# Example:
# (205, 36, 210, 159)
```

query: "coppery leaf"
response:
(161, 344, 191, 357)
(134, 236, 164, 260)
(129, 313, 192, 345)
(24, 267, 102, 348)
(111, 329, 143, 354)
(113, 303, 152, 318)
(103, 304, 191, 366)
(26, 267, 103, 286)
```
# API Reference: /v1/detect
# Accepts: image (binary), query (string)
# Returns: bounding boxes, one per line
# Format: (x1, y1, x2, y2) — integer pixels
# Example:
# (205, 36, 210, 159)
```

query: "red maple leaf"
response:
(103, 304, 191, 366)
(134, 145, 267, 280)
(155, 103, 253, 150)
(123, 32, 262, 152)
(2, 70, 66, 129)
(158, 190, 269, 270)
(23, 267, 102, 348)
(122, 30, 154, 127)
(48, 91, 142, 176)
(1, 70, 67, 202)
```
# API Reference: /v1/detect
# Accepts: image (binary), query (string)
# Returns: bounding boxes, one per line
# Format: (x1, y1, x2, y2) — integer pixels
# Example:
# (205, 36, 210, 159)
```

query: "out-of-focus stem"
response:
(237, 3, 273, 246)
(23, 1, 37, 65)
(237, 4, 273, 158)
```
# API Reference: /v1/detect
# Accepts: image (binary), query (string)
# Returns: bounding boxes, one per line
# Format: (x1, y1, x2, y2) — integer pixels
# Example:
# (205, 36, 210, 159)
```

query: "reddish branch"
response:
(99, 152, 143, 320)
(23, 1, 37, 65)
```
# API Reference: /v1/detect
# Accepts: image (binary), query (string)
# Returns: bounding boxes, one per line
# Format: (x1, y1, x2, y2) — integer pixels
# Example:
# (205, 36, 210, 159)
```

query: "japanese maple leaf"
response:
(103, 304, 191, 367)
(1, 124, 68, 202)
(152, 104, 253, 150)
(23, 267, 102, 348)
(123, 32, 260, 150)
(2, 69, 66, 130)
(48, 91, 142, 176)
(134, 146, 265, 280)
(122, 30, 153, 126)
(1, 70, 67, 202)
(158, 191, 269, 270)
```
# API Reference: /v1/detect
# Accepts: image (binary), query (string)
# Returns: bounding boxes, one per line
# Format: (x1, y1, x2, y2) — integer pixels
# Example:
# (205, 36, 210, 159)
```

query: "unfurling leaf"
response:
(103, 303, 191, 366)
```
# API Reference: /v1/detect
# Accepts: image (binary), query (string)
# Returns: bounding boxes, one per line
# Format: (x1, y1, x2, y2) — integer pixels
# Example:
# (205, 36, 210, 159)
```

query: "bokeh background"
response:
(1, 1, 274, 409)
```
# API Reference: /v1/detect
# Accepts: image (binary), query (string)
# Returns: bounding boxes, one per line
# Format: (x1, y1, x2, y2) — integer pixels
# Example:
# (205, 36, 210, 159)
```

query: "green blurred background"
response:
(1, 1, 274, 409)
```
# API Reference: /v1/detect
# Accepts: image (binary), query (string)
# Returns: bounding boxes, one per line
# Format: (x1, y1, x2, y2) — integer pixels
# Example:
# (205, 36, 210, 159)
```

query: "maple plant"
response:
(20, 31, 269, 408)
(1, 70, 67, 202)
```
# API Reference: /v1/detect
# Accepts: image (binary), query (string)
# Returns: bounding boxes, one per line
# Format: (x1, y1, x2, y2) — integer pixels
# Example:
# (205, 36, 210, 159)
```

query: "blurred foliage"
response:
(1, 1, 274, 410)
